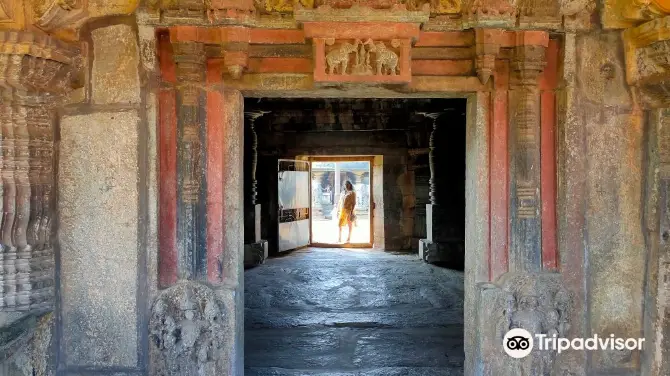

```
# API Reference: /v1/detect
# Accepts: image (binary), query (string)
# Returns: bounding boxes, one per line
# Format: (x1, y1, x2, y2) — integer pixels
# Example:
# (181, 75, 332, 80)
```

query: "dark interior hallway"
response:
(244, 248, 465, 375)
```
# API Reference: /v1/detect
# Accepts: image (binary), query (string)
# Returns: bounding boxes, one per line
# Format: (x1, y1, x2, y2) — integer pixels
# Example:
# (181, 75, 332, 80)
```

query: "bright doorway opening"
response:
(310, 158, 373, 246)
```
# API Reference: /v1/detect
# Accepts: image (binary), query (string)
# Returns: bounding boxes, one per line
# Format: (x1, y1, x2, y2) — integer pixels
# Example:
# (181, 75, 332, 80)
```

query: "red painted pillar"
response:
(157, 29, 238, 286)
(206, 59, 226, 283)
(490, 59, 509, 281)
(157, 32, 178, 288)
(539, 39, 559, 271)
(508, 32, 548, 273)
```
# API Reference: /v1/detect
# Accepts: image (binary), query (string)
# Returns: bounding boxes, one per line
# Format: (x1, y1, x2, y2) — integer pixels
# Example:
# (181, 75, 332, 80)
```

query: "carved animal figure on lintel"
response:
(365, 39, 400, 76)
(326, 39, 362, 75)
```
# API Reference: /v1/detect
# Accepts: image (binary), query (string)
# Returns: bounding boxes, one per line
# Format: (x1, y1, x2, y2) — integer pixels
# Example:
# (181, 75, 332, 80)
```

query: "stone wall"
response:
(557, 30, 647, 374)
(55, 17, 156, 374)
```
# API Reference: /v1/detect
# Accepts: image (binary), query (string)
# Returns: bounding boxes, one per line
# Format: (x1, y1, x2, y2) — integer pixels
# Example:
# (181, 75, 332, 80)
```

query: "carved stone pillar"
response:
(509, 39, 547, 273)
(417, 112, 463, 267)
(172, 41, 208, 281)
(244, 111, 269, 266)
(0, 31, 81, 315)
(154, 32, 245, 374)
(427, 112, 440, 206)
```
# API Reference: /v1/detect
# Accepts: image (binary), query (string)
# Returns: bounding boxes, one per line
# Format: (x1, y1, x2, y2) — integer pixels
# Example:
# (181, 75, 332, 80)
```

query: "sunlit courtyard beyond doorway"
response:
(311, 160, 372, 246)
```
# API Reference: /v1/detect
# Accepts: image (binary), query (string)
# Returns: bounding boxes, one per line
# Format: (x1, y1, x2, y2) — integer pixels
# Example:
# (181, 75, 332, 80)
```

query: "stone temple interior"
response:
(244, 98, 467, 266)
(242, 98, 467, 374)
(4, 0, 670, 375)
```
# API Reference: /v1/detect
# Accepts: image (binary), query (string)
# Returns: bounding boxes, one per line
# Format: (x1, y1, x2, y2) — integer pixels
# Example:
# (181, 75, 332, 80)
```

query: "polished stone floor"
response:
(244, 247, 465, 376)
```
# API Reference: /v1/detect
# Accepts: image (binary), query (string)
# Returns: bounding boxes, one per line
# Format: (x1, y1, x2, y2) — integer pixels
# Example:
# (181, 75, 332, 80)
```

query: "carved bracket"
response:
(624, 15, 670, 108)
(474, 28, 503, 84)
(0, 30, 83, 93)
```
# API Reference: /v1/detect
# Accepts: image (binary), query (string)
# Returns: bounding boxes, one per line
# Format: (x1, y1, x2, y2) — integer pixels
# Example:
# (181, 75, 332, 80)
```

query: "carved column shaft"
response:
(509, 44, 546, 273)
(0, 30, 78, 313)
(0, 94, 54, 311)
(251, 120, 258, 205)
(245, 112, 268, 206)
(172, 41, 208, 281)
(429, 118, 438, 206)
(422, 113, 442, 206)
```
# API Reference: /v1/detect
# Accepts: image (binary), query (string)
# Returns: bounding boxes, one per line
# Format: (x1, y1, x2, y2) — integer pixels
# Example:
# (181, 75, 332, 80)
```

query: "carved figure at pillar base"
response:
(477, 272, 575, 376)
(150, 282, 232, 376)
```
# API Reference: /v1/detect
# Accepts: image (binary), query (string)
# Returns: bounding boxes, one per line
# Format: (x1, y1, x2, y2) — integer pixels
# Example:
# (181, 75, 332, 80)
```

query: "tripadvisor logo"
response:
(503, 329, 645, 358)
(503, 328, 534, 358)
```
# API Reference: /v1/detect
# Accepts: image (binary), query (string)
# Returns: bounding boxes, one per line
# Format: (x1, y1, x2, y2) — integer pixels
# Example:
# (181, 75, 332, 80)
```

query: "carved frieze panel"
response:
(294, 2, 430, 22)
(313, 37, 411, 83)
(516, 0, 561, 29)
(146, 0, 255, 24)
(260, 0, 314, 13)
(461, 0, 516, 29)
(259, 0, 461, 14)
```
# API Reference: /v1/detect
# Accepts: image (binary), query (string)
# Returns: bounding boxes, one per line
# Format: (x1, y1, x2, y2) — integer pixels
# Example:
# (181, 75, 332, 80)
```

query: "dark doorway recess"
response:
(243, 97, 466, 271)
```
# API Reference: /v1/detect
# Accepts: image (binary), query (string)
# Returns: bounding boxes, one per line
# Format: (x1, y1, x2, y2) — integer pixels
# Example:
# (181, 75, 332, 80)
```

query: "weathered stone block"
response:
(59, 111, 140, 367)
(91, 24, 141, 105)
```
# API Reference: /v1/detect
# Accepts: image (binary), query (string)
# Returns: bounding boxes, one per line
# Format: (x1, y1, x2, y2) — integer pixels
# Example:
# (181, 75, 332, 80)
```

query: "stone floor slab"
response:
(245, 247, 465, 374)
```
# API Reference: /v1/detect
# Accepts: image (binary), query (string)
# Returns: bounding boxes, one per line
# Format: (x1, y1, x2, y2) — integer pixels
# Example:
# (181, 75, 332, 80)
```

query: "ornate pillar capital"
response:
(512, 34, 548, 86)
(170, 40, 207, 83)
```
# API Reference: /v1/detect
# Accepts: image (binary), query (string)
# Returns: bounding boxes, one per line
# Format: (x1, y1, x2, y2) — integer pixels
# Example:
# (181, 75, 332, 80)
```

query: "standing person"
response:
(337, 180, 357, 243)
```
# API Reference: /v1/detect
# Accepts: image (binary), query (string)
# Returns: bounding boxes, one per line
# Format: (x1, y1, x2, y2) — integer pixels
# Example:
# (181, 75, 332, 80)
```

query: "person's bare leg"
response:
(338, 226, 342, 243)
(346, 222, 353, 243)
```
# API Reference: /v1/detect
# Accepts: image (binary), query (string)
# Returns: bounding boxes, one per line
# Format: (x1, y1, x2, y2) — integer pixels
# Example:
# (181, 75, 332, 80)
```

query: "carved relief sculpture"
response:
(325, 39, 361, 74)
(479, 273, 574, 376)
(365, 39, 400, 75)
(150, 283, 232, 375)
(314, 37, 411, 83)
(461, 0, 516, 28)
